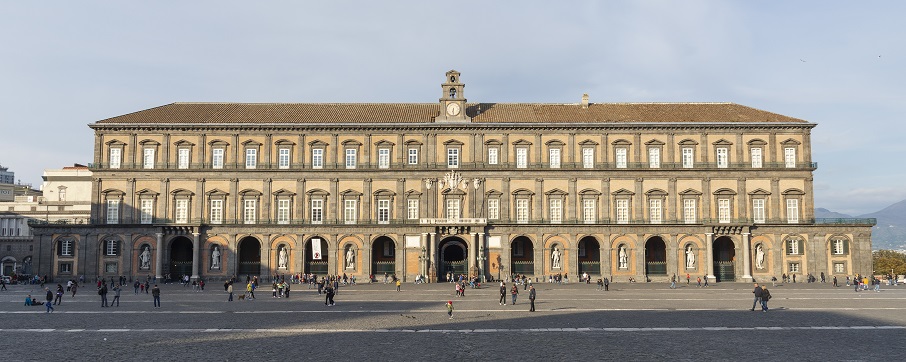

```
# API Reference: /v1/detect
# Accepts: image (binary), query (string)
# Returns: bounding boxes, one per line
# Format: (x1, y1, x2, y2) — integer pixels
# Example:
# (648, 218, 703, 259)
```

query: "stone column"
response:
(601, 235, 612, 278)
(421, 233, 429, 280)
(705, 232, 715, 282)
(428, 233, 437, 282)
(191, 232, 200, 280)
(666, 234, 678, 278)
(741, 232, 752, 282)
(469, 232, 477, 275)
(155, 233, 164, 280)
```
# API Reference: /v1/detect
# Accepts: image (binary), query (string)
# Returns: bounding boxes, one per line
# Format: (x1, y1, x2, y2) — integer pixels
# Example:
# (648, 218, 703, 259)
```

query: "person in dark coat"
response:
(750, 283, 763, 311)
(99, 283, 109, 307)
(760, 285, 772, 312)
(528, 286, 536, 312)
(498, 282, 507, 305)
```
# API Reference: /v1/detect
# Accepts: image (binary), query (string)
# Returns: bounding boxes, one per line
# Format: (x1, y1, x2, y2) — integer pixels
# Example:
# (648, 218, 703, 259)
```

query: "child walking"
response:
(446, 300, 454, 319)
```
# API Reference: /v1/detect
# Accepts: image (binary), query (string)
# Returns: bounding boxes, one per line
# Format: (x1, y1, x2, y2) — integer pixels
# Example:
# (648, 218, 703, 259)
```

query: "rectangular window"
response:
(751, 147, 763, 168)
(616, 199, 629, 224)
(312, 149, 323, 169)
(832, 239, 844, 255)
(210, 199, 223, 224)
(105, 262, 118, 274)
(105, 240, 117, 256)
(447, 148, 459, 168)
(143, 148, 155, 169)
(178, 148, 190, 169)
(716, 148, 728, 168)
(243, 199, 256, 224)
(834, 262, 845, 274)
(408, 148, 418, 165)
(682, 148, 694, 168)
(310, 199, 323, 224)
(175, 199, 189, 223)
(789, 262, 800, 273)
(786, 199, 799, 224)
(649, 199, 662, 224)
(277, 199, 290, 224)
(787, 240, 800, 255)
(446, 199, 460, 219)
(345, 149, 357, 169)
(140, 199, 154, 224)
(245, 149, 257, 169)
(753, 199, 765, 223)
(583, 148, 594, 169)
(344, 199, 357, 224)
(784, 147, 796, 168)
(212, 148, 224, 169)
(515, 199, 529, 223)
(278, 148, 290, 169)
(549, 149, 561, 169)
(683, 199, 697, 224)
(488, 148, 498, 165)
(378, 199, 390, 224)
(106, 200, 119, 224)
(583, 199, 595, 224)
(109, 148, 121, 169)
(407, 199, 419, 220)
(516, 148, 528, 169)
(378, 149, 390, 169)
(59, 263, 72, 273)
(648, 148, 660, 168)
(615, 148, 627, 169)
(549, 198, 562, 224)
(60, 241, 72, 256)
(487, 199, 499, 220)
(718, 199, 730, 223)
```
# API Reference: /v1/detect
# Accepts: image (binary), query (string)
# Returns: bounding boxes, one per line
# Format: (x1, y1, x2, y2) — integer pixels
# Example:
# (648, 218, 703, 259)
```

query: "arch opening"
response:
(169, 236, 193, 279)
(372, 236, 396, 276)
(578, 237, 601, 276)
(645, 237, 667, 275)
(713, 236, 736, 282)
(438, 237, 468, 281)
(510, 236, 534, 277)
(304, 238, 328, 275)
(237, 237, 261, 277)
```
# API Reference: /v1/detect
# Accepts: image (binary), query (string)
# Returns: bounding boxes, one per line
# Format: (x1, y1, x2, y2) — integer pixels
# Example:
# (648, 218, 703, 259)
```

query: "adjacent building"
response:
(31, 70, 874, 283)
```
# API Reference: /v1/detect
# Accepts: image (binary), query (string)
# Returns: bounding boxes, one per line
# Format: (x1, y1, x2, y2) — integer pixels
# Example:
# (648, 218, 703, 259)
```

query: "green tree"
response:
(872, 250, 906, 275)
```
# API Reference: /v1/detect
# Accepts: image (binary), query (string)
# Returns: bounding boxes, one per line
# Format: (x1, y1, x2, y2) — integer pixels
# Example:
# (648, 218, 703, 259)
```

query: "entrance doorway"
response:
(371, 236, 396, 276)
(510, 236, 534, 276)
(237, 237, 261, 277)
(304, 238, 328, 275)
(578, 237, 601, 276)
(438, 237, 468, 281)
(645, 237, 667, 275)
(713, 236, 736, 282)
(169, 237, 193, 278)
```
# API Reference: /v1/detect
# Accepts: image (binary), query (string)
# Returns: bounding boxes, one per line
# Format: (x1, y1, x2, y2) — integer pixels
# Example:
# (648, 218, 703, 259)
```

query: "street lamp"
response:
(418, 246, 428, 283)
(496, 255, 502, 282)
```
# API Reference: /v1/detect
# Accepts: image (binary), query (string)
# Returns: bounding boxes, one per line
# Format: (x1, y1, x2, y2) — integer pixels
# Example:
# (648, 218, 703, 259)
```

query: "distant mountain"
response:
(858, 199, 906, 250)
(815, 208, 853, 219)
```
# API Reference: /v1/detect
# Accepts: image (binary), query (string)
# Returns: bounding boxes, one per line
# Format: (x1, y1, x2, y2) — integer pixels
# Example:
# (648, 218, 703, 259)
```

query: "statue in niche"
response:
(685, 245, 695, 269)
(278, 247, 288, 269)
(139, 246, 152, 270)
(618, 246, 628, 269)
(551, 247, 561, 269)
(211, 246, 221, 270)
(346, 246, 355, 269)
(755, 245, 765, 270)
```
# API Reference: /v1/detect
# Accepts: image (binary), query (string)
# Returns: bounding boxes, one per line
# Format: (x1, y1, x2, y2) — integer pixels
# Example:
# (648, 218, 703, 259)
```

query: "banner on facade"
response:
(312, 238, 322, 260)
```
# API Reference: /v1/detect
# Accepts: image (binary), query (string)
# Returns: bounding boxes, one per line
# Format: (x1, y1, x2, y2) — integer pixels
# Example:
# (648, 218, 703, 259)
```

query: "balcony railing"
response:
(86, 161, 819, 172)
(77, 216, 877, 227)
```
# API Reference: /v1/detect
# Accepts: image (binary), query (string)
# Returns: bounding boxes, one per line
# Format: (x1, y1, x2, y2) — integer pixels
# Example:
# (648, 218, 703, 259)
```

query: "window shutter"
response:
(843, 240, 849, 255)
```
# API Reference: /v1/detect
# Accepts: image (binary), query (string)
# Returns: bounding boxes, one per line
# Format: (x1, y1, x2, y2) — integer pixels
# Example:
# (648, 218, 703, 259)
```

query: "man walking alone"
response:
(499, 282, 507, 305)
(151, 284, 161, 308)
(528, 285, 536, 312)
(750, 283, 763, 311)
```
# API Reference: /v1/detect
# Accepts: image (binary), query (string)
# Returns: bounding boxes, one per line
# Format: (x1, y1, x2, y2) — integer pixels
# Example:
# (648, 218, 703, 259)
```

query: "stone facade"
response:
(31, 70, 873, 283)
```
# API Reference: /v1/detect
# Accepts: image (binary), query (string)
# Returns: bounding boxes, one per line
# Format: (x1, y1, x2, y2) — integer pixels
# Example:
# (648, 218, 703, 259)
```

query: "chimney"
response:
(581, 93, 589, 109)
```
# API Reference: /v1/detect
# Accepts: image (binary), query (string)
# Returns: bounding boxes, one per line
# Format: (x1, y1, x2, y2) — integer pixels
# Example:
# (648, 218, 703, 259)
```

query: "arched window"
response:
(449, 87, 457, 98)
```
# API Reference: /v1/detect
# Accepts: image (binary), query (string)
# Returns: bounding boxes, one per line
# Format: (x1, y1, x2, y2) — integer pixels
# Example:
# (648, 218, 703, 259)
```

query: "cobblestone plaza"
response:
(2, 281, 905, 360)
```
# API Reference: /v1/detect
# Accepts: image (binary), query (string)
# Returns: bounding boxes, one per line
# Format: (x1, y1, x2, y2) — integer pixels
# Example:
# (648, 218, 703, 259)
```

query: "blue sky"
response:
(1, 1, 903, 215)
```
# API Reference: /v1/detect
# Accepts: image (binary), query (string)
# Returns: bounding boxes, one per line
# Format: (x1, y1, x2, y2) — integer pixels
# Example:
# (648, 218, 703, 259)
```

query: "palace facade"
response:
(31, 70, 874, 283)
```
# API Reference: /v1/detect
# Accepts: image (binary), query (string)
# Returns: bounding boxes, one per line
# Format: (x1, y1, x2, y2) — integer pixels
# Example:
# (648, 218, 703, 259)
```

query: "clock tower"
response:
(437, 70, 469, 122)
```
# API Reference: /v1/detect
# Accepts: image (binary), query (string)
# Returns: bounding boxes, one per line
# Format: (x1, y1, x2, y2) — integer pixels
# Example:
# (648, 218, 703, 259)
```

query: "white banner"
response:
(312, 238, 322, 260)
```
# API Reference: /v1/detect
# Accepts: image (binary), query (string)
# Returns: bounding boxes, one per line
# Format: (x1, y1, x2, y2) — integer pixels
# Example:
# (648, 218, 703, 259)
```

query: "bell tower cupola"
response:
(437, 70, 469, 122)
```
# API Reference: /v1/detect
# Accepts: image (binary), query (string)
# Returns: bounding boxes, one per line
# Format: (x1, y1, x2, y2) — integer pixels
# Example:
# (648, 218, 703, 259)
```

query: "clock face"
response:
(446, 102, 461, 116)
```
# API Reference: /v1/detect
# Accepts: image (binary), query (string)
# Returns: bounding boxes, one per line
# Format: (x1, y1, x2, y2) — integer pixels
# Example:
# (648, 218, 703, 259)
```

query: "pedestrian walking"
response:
(111, 285, 121, 306)
(325, 284, 335, 306)
(1, 277, 7, 291)
(528, 285, 536, 312)
(833, 276, 838, 287)
(750, 283, 762, 311)
(54, 284, 63, 305)
(670, 275, 676, 289)
(603, 277, 609, 291)
(99, 283, 109, 307)
(227, 283, 233, 301)
(396, 279, 401, 292)
(703, 276, 709, 287)
(686, 273, 690, 284)
(71, 282, 78, 297)
(446, 300, 454, 319)
(45, 288, 54, 313)
(696, 277, 702, 287)
(152, 284, 161, 308)
(511, 284, 519, 305)
(499, 282, 507, 305)
(760, 285, 772, 312)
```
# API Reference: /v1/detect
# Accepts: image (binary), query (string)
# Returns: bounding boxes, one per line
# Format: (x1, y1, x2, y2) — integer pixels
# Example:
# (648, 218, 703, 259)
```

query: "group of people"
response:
(495, 281, 537, 311)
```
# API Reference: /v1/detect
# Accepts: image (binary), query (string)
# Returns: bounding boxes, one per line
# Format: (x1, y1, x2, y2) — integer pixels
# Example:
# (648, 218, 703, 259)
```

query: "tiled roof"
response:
(93, 102, 808, 125)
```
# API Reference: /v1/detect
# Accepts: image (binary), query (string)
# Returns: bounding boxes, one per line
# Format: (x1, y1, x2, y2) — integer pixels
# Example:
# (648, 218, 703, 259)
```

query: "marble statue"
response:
(685, 245, 695, 269)
(755, 245, 765, 270)
(211, 246, 221, 269)
(140, 246, 152, 270)
(551, 247, 561, 269)
(346, 247, 355, 269)
(618, 246, 628, 269)
(278, 247, 288, 268)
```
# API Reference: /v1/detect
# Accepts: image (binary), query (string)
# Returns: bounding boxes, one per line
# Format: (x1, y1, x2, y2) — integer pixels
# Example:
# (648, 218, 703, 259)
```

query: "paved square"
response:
(2, 280, 905, 360)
